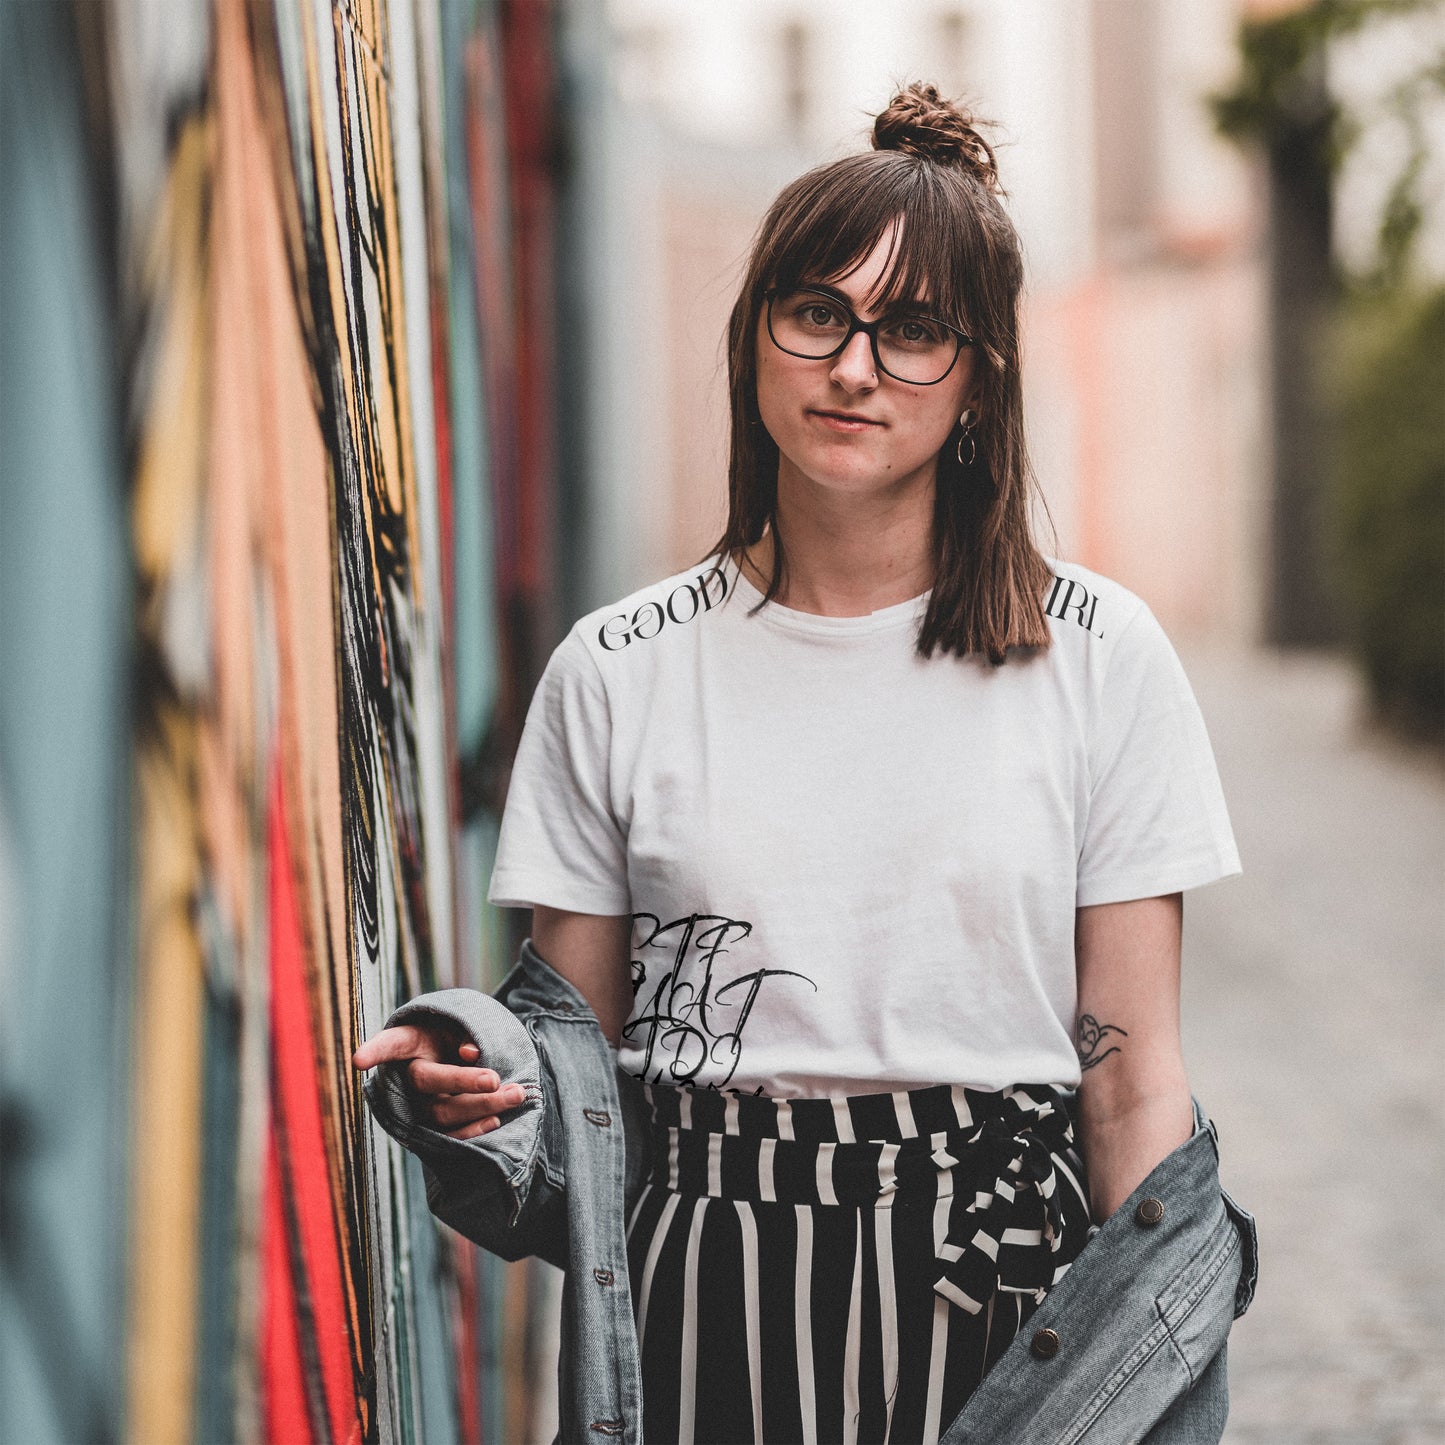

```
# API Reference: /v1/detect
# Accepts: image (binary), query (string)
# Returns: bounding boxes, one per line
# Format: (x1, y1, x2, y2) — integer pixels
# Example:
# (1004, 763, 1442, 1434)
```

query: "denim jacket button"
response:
(1030, 1327, 1061, 1360)
(1135, 1196, 1165, 1226)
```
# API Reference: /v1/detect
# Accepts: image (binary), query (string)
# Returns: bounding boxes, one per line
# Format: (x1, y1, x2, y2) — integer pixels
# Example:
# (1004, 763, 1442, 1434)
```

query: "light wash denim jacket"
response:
(365, 940, 1259, 1445)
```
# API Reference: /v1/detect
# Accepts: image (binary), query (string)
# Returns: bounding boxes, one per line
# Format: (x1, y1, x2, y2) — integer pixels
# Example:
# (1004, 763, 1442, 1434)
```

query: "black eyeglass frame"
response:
(763, 284, 975, 386)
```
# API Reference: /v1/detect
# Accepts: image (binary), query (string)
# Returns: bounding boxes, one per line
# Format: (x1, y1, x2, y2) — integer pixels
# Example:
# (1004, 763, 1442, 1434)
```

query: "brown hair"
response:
(702, 82, 1055, 663)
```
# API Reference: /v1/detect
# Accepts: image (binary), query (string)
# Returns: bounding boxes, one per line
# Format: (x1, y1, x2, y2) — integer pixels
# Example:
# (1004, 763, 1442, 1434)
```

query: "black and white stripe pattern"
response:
(626, 1081, 1094, 1445)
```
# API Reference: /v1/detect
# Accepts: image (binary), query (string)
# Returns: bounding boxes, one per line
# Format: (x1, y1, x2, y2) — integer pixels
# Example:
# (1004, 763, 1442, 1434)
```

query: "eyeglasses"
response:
(764, 285, 974, 385)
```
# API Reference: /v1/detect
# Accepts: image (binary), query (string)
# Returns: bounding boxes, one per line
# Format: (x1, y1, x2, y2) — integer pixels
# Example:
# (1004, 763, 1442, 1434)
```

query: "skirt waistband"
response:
(643, 1079, 1074, 1145)
(640, 1080, 1091, 1314)
(641, 1081, 1079, 1206)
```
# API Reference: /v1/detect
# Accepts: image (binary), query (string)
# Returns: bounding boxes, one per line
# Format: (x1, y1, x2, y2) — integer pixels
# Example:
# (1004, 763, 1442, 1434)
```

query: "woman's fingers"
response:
(445, 1117, 503, 1141)
(429, 1087, 527, 1128)
(351, 1021, 523, 1136)
(352, 1022, 455, 1072)
(405, 1058, 511, 1096)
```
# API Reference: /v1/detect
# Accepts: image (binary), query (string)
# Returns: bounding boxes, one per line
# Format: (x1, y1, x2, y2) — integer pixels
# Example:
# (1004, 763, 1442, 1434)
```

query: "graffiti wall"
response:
(1, 1, 558, 1442)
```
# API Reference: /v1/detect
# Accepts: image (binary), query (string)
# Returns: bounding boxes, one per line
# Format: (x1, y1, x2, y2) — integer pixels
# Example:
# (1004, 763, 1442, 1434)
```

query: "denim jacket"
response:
(364, 940, 1258, 1445)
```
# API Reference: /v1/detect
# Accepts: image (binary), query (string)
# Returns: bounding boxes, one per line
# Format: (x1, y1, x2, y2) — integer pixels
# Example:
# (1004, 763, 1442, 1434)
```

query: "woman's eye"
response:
(887, 317, 946, 346)
(801, 304, 841, 327)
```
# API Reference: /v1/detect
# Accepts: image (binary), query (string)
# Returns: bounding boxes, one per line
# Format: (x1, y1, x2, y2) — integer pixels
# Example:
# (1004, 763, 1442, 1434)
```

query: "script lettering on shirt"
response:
(624, 910, 816, 1088)
(597, 565, 730, 651)
(1044, 575, 1104, 638)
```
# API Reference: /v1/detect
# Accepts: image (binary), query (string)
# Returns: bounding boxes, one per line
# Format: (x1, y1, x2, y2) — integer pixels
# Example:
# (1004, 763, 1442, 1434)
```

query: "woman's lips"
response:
(808, 409, 884, 432)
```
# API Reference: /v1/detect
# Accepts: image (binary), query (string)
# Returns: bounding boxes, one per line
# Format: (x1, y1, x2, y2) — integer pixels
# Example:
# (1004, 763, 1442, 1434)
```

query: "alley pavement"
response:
(1179, 646, 1445, 1445)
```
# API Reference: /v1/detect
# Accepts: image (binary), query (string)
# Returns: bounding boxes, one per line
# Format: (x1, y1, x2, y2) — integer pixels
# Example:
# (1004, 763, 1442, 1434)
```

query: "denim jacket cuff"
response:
(362, 990, 546, 1228)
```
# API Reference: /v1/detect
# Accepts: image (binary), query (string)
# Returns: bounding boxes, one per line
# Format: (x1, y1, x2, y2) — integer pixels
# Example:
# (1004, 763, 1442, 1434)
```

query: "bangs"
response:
(763, 154, 986, 335)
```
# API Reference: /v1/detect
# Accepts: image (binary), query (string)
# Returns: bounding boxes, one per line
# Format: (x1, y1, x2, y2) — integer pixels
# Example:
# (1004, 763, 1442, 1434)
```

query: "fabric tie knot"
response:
(930, 1094, 1075, 1316)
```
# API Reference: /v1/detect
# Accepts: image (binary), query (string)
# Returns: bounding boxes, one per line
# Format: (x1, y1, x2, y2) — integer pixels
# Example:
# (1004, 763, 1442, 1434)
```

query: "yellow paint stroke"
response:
(126, 111, 215, 1445)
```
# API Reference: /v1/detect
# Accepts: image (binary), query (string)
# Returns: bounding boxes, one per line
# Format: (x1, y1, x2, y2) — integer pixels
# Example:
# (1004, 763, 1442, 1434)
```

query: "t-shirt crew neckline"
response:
(727, 556, 932, 637)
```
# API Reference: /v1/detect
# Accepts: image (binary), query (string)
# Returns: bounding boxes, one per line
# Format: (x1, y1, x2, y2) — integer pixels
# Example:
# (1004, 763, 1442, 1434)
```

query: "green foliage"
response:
(1209, 0, 1443, 283)
(1210, 0, 1425, 153)
(1367, 47, 1445, 289)
(1326, 287, 1445, 734)
(1210, 2, 1345, 153)
(1215, 0, 1444, 735)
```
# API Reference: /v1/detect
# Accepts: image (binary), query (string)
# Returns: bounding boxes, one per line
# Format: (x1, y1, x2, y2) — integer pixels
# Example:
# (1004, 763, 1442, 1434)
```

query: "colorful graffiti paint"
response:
(106, 0, 554, 1439)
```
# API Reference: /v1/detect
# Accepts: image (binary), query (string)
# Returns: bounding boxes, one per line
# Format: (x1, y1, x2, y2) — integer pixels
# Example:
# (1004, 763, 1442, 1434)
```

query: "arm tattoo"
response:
(1076, 1013, 1128, 1072)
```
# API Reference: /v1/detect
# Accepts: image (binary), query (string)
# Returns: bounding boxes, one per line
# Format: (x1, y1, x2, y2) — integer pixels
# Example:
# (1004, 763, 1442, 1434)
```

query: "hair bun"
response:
(872, 82, 1000, 191)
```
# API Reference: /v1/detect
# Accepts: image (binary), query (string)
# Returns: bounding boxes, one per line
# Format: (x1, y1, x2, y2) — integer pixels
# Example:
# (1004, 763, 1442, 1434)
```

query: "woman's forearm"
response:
(1076, 1072, 1193, 1223)
(1073, 893, 1192, 1223)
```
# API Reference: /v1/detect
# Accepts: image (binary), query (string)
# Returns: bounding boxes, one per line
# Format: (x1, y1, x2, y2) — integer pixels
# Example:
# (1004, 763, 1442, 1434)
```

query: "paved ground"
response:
(1179, 646, 1445, 1445)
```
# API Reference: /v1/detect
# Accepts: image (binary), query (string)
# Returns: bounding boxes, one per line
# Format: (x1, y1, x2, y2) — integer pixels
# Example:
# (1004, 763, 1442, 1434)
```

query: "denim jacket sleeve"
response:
(361, 988, 571, 1272)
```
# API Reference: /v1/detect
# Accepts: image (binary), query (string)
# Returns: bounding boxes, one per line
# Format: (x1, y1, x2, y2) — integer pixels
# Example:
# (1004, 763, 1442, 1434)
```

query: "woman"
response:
(356, 83, 1246, 1443)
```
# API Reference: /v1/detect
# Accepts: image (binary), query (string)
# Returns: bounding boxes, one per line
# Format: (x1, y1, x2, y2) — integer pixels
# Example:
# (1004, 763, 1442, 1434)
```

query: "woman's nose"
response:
(829, 329, 878, 391)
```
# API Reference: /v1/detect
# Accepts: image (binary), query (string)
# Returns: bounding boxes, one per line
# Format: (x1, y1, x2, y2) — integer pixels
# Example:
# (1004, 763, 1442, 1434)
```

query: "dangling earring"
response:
(956, 409, 978, 467)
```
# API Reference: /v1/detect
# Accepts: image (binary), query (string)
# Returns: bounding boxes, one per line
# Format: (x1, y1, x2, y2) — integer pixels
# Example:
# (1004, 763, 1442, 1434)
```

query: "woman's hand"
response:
(350, 909, 628, 1140)
(351, 1023, 528, 1140)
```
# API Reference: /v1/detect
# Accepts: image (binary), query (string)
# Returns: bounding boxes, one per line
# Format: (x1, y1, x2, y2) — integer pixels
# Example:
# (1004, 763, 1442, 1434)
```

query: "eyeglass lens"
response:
(768, 290, 962, 384)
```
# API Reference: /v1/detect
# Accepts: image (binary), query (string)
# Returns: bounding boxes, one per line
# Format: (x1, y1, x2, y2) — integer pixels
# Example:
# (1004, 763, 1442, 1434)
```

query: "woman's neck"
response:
(740, 475, 936, 618)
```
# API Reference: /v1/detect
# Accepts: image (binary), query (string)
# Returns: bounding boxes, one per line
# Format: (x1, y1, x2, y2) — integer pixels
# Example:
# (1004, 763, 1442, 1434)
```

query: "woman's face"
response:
(754, 221, 979, 502)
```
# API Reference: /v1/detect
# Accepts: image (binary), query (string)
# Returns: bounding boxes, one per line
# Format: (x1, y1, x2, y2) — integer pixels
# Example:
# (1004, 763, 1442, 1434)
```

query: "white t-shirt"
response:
(487, 553, 1241, 1097)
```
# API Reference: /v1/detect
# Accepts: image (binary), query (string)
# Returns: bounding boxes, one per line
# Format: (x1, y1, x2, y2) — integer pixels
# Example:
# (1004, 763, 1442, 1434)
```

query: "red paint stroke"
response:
(464, 27, 520, 602)
(431, 269, 457, 659)
(501, 0, 556, 602)
(262, 1125, 314, 1445)
(269, 758, 364, 1445)
(429, 258, 466, 983)
(451, 1235, 483, 1445)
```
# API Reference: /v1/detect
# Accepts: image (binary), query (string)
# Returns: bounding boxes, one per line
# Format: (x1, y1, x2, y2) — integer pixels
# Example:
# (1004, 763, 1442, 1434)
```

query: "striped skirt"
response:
(625, 1081, 1095, 1445)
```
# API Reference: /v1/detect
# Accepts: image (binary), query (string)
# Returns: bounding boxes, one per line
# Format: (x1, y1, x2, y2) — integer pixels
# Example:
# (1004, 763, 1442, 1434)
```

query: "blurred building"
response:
(569, 0, 1268, 642)
(564, 0, 1445, 651)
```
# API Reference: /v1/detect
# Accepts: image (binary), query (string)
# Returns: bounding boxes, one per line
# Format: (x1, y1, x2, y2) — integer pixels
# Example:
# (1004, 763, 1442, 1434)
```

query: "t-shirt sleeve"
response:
(486, 627, 631, 914)
(1076, 601, 1242, 907)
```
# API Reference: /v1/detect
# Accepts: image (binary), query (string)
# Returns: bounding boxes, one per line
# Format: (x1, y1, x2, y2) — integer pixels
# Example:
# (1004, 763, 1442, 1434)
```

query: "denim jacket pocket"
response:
(1154, 1195, 1239, 1386)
